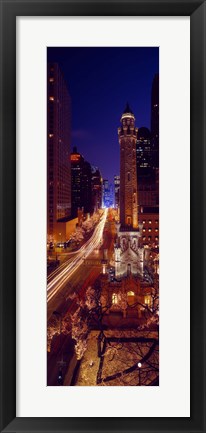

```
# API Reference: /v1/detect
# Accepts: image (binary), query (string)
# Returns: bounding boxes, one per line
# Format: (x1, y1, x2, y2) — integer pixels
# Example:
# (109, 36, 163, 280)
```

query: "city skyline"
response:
(47, 48, 159, 387)
(47, 47, 159, 184)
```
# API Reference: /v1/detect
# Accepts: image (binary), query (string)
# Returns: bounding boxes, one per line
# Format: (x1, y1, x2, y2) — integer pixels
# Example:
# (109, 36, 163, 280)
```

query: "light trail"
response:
(47, 251, 78, 282)
(47, 232, 101, 282)
(47, 209, 108, 303)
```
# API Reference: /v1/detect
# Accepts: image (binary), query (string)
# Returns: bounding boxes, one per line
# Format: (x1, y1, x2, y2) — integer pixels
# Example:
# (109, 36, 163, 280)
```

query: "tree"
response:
(70, 275, 159, 385)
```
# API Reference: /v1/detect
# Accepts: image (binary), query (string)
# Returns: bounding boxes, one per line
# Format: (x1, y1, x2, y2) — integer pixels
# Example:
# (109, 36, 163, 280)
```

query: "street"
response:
(47, 208, 117, 385)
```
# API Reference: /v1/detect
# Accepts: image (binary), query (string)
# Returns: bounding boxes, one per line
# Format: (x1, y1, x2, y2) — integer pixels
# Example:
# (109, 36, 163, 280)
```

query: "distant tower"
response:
(118, 103, 138, 229)
(115, 104, 143, 279)
(114, 175, 120, 208)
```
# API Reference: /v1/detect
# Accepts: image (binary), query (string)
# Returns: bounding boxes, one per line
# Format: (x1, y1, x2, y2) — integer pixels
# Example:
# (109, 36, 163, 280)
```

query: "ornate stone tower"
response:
(115, 104, 143, 279)
(118, 103, 138, 229)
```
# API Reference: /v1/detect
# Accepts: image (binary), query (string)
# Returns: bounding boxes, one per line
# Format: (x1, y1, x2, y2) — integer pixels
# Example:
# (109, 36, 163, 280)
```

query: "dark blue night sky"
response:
(47, 47, 159, 184)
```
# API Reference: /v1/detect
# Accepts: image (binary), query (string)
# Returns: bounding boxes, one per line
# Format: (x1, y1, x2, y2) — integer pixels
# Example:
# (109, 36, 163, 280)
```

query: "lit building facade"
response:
(70, 147, 84, 216)
(101, 274, 155, 319)
(103, 179, 113, 208)
(136, 127, 152, 169)
(82, 160, 92, 214)
(136, 75, 159, 248)
(114, 175, 120, 209)
(138, 207, 159, 248)
(136, 127, 158, 208)
(47, 63, 71, 243)
(91, 167, 102, 211)
(71, 147, 92, 217)
(115, 104, 143, 278)
(151, 74, 159, 168)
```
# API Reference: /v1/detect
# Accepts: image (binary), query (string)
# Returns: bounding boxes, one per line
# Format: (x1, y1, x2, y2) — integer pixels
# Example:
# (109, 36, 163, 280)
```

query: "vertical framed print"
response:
(0, 0, 205, 432)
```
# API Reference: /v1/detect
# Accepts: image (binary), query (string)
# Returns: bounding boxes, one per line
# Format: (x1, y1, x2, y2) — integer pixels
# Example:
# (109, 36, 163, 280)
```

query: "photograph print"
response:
(47, 47, 159, 386)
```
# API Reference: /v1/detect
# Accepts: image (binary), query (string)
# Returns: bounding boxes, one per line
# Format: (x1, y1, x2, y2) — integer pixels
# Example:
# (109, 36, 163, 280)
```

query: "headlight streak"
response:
(47, 252, 78, 282)
(47, 209, 108, 303)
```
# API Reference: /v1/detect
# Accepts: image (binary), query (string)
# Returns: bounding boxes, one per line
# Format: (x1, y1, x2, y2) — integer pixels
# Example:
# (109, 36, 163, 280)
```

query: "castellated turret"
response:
(118, 103, 139, 229)
(115, 104, 144, 279)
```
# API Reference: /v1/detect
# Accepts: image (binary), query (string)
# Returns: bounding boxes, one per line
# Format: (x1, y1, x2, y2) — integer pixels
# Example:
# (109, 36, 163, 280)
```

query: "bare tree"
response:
(70, 275, 159, 385)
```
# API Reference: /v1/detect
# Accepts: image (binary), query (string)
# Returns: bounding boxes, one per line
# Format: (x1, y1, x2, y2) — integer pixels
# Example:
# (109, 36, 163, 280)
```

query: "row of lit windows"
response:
(143, 228, 158, 232)
(141, 220, 158, 224)
(143, 236, 159, 241)
(112, 292, 151, 306)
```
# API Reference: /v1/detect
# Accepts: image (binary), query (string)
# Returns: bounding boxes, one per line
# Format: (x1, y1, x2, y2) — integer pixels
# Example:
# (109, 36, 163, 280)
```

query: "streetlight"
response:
(138, 362, 142, 386)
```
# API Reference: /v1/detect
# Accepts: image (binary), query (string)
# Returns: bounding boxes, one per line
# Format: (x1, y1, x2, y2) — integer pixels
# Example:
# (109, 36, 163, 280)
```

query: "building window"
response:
(112, 293, 118, 304)
(127, 291, 135, 296)
(149, 220, 152, 224)
(148, 228, 152, 232)
(145, 296, 151, 306)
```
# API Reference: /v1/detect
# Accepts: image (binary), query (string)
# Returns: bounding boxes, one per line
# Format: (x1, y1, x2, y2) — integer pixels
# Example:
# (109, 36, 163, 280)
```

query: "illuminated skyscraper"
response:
(91, 167, 102, 211)
(136, 127, 158, 208)
(47, 63, 71, 242)
(103, 179, 113, 208)
(70, 147, 84, 216)
(151, 74, 159, 139)
(114, 175, 120, 208)
(134, 75, 159, 247)
(151, 74, 159, 168)
(71, 147, 92, 217)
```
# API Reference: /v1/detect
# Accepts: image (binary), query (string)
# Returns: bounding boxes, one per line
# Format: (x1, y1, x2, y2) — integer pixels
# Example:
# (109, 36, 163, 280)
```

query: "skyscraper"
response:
(70, 147, 84, 216)
(151, 74, 159, 168)
(151, 74, 159, 140)
(81, 160, 92, 214)
(136, 127, 152, 169)
(47, 63, 71, 242)
(70, 147, 92, 217)
(114, 175, 120, 209)
(91, 167, 102, 212)
(103, 179, 113, 208)
(136, 127, 157, 207)
(136, 76, 159, 248)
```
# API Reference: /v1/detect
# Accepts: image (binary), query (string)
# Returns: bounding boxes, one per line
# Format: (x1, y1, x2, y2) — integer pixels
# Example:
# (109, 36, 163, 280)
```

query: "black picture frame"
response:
(0, 0, 205, 432)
